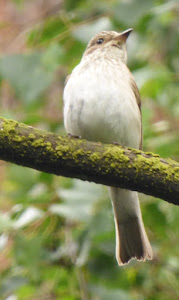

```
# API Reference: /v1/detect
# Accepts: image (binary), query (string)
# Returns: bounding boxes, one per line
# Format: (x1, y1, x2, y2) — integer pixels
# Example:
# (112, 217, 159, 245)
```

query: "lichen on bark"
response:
(0, 116, 178, 205)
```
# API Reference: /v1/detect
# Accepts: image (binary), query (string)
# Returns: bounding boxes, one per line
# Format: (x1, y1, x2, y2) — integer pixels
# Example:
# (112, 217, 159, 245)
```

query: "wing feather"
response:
(129, 73, 143, 150)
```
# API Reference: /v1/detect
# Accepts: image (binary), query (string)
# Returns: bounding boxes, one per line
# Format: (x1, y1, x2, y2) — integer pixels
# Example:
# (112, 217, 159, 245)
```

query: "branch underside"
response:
(0, 117, 178, 205)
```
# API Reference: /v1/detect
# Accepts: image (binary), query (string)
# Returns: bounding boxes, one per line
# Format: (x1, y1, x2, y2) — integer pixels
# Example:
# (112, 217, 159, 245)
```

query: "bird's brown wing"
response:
(64, 74, 71, 86)
(130, 74, 143, 150)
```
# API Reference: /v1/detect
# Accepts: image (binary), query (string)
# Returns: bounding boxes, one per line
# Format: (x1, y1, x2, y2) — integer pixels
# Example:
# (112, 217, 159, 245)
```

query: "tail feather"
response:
(108, 187, 153, 266)
(115, 216, 153, 265)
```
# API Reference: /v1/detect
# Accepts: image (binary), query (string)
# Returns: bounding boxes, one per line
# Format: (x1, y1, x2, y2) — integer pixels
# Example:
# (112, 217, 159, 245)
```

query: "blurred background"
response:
(0, 0, 179, 299)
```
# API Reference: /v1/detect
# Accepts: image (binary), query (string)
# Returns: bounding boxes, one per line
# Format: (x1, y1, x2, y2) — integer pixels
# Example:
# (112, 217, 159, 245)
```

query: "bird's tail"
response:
(108, 187, 153, 265)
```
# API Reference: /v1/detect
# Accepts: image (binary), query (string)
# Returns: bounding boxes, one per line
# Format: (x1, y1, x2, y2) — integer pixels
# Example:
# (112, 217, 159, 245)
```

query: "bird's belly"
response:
(64, 73, 141, 148)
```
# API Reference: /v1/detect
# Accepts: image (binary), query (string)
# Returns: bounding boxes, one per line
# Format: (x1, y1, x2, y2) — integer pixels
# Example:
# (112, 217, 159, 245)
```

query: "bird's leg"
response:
(68, 133, 81, 139)
(112, 141, 122, 146)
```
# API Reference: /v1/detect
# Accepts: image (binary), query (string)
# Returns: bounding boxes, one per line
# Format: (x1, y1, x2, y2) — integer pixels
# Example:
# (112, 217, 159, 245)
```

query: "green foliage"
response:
(0, 53, 54, 103)
(0, 0, 178, 299)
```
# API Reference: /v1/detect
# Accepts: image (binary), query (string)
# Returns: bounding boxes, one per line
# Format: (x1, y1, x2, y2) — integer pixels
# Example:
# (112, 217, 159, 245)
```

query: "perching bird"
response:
(63, 29, 153, 265)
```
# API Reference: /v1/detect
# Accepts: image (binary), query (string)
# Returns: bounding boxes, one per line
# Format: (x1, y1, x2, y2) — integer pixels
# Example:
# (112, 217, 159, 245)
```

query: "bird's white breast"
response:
(63, 57, 141, 148)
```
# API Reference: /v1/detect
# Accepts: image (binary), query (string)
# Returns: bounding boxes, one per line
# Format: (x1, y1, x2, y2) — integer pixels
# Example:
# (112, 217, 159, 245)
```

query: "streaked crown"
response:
(83, 29, 133, 64)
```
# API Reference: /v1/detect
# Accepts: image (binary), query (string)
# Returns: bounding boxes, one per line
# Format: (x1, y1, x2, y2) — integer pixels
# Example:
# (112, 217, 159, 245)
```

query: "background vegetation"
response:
(0, 0, 178, 299)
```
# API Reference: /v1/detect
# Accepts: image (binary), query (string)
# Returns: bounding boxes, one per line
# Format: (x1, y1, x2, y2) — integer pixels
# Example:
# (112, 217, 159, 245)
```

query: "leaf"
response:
(133, 66, 171, 90)
(0, 213, 14, 233)
(49, 180, 103, 222)
(41, 43, 65, 72)
(14, 234, 43, 281)
(14, 207, 44, 229)
(72, 17, 112, 43)
(114, 0, 155, 26)
(0, 276, 28, 297)
(64, 0, 84, 11)
(90, 285, 132, 300)
(27, 16, 67, 46)
(143, 202, 167, 237)
(0, 233, 8, 251)
(76, 234, 91, 267)
(0, 53, 54, 103)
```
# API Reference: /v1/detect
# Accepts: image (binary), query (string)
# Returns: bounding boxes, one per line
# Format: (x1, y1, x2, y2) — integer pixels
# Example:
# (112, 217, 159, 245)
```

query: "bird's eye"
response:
(96, 38, 104, 44)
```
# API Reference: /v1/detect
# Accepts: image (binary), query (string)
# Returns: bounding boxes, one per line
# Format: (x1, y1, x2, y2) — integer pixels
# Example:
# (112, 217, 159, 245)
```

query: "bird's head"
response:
(83, 28, 133, 64)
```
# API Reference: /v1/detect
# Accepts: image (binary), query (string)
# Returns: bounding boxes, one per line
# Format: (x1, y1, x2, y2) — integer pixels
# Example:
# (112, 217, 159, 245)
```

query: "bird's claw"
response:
(112, 141, 121, 145)
(68, 133, 81, 139)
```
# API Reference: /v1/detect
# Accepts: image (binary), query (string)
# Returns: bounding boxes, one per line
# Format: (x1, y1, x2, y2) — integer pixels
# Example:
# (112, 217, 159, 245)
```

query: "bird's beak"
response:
(114, 28, 133, 43)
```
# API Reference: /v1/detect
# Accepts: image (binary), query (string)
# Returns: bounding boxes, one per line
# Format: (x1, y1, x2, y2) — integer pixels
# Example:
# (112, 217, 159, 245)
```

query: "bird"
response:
(63, 28, 153, 265)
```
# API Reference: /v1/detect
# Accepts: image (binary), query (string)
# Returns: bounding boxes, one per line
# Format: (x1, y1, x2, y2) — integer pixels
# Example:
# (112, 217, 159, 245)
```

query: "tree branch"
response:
(0, 116, 178, 205)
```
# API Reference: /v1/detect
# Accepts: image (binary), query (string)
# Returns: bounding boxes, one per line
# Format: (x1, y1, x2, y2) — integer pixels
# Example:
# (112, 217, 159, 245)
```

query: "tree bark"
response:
(0, 116, 178, 205)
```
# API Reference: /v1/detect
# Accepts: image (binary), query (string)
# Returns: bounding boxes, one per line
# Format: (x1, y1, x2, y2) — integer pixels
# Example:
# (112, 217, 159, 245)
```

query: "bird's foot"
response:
(112, 141, 121, 146)
(68, 133, 81, 139)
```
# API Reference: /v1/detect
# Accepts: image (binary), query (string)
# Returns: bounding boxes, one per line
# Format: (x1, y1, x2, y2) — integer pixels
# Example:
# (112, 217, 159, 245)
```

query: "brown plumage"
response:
(63, 29, 153, 265)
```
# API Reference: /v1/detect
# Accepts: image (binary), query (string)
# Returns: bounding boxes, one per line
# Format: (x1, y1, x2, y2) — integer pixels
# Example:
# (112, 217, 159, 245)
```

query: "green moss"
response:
(121, 154, 130, 163)
(0, 116, 178, 198)
(55, 145, 62, 152)
(28, 133, 35, 140)
(55, 147, 63, 157)
(62, 146, 71, 154)
(174, 167, 179, 173)
(104, 146, 130, 164)
(74, 148, 86, 156)
(145, 151, 160, 157)
(55, 145, 71, 159)
(133, 154, 179, 183)
(45, 141, 52, 151)
(110, 162, 116, 168)
(135, 155, 160, 171)
(2, 119, 18, 134)
(32, 138, 45, 147)
(90, 152, 100, 162)
(13, 135, 23, 142)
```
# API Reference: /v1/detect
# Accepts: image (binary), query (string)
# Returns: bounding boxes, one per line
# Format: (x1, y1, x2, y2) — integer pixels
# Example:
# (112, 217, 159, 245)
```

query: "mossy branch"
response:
(0, 116, 178, 205)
